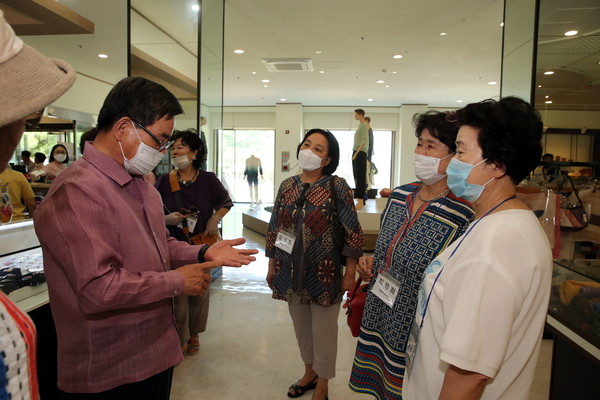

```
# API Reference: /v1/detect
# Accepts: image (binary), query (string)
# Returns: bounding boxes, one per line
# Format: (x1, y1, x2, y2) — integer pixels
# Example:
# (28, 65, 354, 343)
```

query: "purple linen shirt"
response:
(34, 143, 201, 393)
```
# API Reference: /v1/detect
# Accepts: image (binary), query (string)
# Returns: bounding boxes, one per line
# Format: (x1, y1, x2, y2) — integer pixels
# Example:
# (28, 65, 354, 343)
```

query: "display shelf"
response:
(1, 247, 48, 312)
(548, 259, 600, 354)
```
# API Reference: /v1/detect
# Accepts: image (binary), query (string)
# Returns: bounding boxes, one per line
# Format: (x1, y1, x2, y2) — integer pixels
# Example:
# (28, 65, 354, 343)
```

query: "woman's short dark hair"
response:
(296, 129, 340, 175)
(171, 128, 207, 170)
(412, 110, 459, 152)
(48, 144, 69, 164)
(456, 96, 543, 184)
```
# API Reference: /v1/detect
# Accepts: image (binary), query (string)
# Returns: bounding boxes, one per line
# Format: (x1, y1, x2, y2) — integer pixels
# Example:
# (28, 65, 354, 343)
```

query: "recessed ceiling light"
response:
(315, 50, 322, 54)
(440, 32, 447, 36)
(488, 81, 497, 85)
(261, 79, 270, 83)
(545, 100, 553, 104)
(191, 4, 200, 12)
(263, 85, 268, 88)
(544, 71, 554, 75)
(393, 54, 403, 59)
(392, 71, 397, 74)
(385, 85, 390, 88)
(368, 98, 374, 102)
(98, 53, 108, 59)
(564, 30, 578, 36)
(376, 80, 384, 84)
(233, 49, 245, 54)
(320, 70, 325, 74)
(545, 95, 549, 98)
(280, 98, 286, 101)
(500, 22, 504, 27)
(538, 85, 542, 88)
(252, 71, 257, 74)
(457, 100, 463, 103)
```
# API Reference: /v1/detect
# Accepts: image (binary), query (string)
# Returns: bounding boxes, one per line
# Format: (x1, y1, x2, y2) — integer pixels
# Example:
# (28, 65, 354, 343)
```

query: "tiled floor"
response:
(170, 203, 552, 400)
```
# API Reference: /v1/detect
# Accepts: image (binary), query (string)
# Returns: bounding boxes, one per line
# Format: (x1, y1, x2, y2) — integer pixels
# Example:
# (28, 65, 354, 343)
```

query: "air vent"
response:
(262, 58, 314, 72)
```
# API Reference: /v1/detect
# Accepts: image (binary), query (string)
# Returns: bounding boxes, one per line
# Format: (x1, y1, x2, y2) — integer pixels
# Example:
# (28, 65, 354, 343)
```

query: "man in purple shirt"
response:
(34, 77, 257, 399)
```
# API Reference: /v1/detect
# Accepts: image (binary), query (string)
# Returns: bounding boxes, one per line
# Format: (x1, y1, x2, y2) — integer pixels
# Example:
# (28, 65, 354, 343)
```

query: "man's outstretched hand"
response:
(205, 238, 258, 267)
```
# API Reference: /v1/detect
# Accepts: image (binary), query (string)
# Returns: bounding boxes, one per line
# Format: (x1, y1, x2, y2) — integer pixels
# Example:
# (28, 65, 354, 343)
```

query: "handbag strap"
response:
(168, 170, 191, 240)
(566, 175, 589, 227)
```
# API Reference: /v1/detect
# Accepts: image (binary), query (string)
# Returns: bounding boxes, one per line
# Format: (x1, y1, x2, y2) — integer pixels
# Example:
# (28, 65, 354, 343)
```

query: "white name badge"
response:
(275, 231, 296, 254)
(186, 216, 198, 233)
(371, 271, 399, 308)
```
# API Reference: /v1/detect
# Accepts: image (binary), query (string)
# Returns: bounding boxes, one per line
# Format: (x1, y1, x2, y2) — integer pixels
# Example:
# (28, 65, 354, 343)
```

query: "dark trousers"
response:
(59, 367, 174, 400)
(352, 150, 367, 199)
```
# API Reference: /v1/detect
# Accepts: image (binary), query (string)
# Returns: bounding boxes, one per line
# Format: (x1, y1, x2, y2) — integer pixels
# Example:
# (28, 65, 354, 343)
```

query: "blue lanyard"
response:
(419, 195, 516, 328)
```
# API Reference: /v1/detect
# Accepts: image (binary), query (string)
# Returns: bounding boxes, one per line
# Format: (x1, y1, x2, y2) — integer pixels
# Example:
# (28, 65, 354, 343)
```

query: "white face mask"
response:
(53, 153, 67, 163)
(413, 152, 454, 185)
(298, 149, 325, 171)
(118, 126, 165, 176)
(171, 154, 192, 170)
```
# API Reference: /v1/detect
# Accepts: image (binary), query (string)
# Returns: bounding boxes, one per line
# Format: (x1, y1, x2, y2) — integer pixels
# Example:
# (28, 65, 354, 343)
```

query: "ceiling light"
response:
(385, 85, 390, 88)
(544, 71, 554, 75)
(440, 32, 447, 36)
(233, 49, 245, 54)
(545, 100, 553, 104)
(191, 4, 200, 12)
(545, 95, 549, 99)
(252, 71, 257, 74)
(377, 80, 384, 84)
(315, 50, 322, 54)
(488, 81, 497, 85)
(457, 100, 463, 103)
(280, 98, 286, 101)
(264, 85, 268, 88)
(97, 53, 108, 59)
(538, 85, 542, 88)
(261, 79, 270, 83)
(393, 54, 403, 59)
(500, 22, 504, 27)
(564, 30, 578, 36)
(368, 98, 374, 102)
(392, 71, 397, 74)
(319, 70, 325, 74)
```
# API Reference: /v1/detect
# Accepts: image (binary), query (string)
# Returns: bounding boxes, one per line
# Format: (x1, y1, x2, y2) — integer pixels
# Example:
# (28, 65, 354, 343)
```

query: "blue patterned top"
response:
(349, 182, 474, 399)
(266, 175, 364, 306)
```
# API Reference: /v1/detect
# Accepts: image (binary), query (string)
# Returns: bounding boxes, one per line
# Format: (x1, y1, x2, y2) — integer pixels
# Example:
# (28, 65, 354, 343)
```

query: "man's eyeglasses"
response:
(131, 119, 174, 151)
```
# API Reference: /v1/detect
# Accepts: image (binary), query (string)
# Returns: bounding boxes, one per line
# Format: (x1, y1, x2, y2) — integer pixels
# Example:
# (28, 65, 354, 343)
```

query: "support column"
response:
(274, 103, 303, 195)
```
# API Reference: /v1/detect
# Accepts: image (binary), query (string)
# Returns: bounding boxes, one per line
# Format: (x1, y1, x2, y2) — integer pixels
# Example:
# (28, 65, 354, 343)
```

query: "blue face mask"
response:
(446, 158, 494, 202)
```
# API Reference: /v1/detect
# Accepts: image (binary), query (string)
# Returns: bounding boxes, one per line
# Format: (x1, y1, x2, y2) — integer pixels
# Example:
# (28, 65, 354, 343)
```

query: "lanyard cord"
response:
(419, 195, 516, 328)
(383, 186, 445, 273)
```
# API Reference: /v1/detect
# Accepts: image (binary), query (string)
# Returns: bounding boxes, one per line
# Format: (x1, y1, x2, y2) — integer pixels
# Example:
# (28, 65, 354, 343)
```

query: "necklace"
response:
(416, 185, 450, 202)
(178, 169, 198, 186)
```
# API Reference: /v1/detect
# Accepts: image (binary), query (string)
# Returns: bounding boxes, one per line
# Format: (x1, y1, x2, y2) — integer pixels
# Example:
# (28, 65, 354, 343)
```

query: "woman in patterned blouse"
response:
(349, 111, 475, 400)
(266, 129, 364, 400)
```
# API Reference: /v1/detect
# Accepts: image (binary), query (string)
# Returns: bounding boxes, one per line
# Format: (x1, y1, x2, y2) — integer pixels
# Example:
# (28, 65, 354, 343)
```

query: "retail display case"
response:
(547, 259, 600, 399)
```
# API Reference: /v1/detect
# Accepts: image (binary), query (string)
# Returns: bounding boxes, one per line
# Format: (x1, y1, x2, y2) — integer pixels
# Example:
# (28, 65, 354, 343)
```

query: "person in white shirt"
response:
(403, 97, 552, 400)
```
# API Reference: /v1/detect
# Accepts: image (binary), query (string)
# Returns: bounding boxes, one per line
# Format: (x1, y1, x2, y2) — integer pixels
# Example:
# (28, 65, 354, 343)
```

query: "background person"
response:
(33, 152, 46, 171)
(349, 111, 474, 400)
(34, 77, 257, 400)
(155, 128, 233, 356)
(40, 144, 69, 181)
(0, 163, 37, 220)
(20, 150, 36, 172)
(352, 109, 369, 209)
(0, 8, 75, 400)
(266, 129, 364, 400)
(403, 97, 552, 400)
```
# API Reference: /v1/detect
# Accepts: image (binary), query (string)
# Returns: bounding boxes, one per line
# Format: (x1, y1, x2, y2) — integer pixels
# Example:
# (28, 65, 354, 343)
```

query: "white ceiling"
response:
(4, 0, 598, 111)
(222, 0, 504, 108)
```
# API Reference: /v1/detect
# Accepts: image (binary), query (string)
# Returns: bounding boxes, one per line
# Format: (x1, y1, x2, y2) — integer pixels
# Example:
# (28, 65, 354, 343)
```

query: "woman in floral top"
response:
(266, 129, 364, 400)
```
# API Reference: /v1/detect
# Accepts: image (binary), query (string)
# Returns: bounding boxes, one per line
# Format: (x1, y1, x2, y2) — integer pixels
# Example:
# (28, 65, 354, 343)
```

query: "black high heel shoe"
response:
(287, 376, 318, 398)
